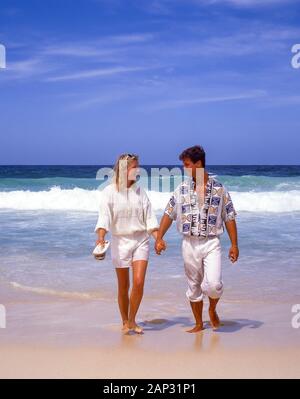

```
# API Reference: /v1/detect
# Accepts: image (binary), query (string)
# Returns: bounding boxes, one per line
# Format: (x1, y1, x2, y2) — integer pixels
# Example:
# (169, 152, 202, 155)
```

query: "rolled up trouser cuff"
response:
(201, 281, 224, 299)
(185, 290, 204, 302)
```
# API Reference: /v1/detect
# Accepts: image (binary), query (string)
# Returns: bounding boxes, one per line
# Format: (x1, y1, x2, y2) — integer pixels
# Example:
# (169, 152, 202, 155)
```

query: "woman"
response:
(94, 153, 159, 334)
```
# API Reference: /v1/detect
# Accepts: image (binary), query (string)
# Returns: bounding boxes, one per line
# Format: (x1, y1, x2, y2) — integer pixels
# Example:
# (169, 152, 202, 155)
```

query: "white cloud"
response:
(46, 66, 152, 82)
(140, 0, 296, 12)
(186, 0, 294, 7)
(146, 90, 266, 110)
(216, 0, 293, 6)
(43, 45, 114, 58)
(67, 91, 130, 110)
(2, 57, 58, 80)
(43, 34, 154, 58)
(0, 33, 156, 83)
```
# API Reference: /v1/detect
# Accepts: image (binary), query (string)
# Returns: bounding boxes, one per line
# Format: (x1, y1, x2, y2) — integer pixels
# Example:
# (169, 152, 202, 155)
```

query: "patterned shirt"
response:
(164, 175, 237, 237)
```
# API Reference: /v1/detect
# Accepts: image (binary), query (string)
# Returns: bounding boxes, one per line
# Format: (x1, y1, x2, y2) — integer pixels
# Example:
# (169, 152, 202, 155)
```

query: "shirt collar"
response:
(189, 174, 213, 189)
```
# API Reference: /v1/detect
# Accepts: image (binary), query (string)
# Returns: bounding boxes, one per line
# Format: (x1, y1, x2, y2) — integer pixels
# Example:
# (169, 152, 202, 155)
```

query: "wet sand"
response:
(1, 286, 300, 379)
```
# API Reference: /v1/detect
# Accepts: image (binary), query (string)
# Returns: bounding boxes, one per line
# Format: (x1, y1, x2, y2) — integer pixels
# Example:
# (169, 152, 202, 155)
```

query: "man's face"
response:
(182, 158, 203, 180)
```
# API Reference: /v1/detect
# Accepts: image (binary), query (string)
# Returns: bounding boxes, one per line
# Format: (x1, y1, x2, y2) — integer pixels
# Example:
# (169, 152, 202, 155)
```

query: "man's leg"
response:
(183, 238, 205, 333)
(208, 297, 220, 330)
(201, 238, 223, 330)
(187, 301, 204, 333)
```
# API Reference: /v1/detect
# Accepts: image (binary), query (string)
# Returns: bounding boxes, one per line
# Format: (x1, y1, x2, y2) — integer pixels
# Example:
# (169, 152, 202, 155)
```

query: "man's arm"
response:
(155, 191, 177, 255)
(225, 219, 239, 263)
(155, 214, 173, 255)
(157, 214, 173, 240)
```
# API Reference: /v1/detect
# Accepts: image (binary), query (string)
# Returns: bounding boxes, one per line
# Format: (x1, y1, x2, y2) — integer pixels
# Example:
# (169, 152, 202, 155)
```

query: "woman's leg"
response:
(128, 260, 148, 333)
(115, 267, 130, 330)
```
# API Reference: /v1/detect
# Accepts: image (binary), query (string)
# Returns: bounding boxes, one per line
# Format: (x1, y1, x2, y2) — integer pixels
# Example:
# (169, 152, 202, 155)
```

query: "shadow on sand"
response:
(141, 317, 263, 333)
(215, 318, 263, 333)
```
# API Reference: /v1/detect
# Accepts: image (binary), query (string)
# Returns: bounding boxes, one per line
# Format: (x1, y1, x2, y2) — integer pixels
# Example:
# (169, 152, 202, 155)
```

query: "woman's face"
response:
(127, 159, 139, 182)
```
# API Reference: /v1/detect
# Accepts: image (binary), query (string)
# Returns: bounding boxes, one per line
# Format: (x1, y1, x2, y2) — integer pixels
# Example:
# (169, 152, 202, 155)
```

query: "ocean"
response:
(0, 165, 300, 343)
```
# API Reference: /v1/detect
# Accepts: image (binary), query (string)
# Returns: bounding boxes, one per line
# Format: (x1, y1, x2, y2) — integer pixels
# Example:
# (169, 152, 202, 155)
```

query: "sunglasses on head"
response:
(122, 153, 138, 160)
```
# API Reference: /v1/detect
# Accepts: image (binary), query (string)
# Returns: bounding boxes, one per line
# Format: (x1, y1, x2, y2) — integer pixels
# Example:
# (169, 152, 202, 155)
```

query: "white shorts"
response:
(182, 236, 223, 302)
(111, 231, 150, 268)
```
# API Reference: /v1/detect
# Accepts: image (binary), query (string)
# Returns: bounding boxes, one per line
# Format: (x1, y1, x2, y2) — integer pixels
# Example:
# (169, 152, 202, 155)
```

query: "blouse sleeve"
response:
(94, 188, 112, 233)
(142, 190, 159, 234)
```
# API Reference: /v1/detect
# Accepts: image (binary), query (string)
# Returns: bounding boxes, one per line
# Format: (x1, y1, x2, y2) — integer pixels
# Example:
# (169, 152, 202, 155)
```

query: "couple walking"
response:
(94, 145, 239, 334)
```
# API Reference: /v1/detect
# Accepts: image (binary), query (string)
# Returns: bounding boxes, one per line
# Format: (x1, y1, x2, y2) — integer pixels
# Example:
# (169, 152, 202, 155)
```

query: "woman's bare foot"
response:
(186, 323, 204, 333)
(122, 321, 130, 333)
(209, 308, 221, 330)
(128, 321, 144, 334)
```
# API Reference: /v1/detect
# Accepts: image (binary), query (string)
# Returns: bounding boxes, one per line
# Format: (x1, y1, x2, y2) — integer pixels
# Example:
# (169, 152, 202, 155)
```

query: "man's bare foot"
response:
(186, 323, 204, 333)
(128, 321, 144, 334)
(209, 308, 221, 330)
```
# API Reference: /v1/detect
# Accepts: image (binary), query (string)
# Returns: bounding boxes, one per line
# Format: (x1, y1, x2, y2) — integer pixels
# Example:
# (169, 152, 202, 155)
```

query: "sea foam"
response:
(0, 186, 300, 212)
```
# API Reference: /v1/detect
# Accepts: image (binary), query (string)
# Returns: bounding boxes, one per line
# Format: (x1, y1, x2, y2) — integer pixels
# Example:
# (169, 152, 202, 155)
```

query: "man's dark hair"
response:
(179, 145, 206, 167)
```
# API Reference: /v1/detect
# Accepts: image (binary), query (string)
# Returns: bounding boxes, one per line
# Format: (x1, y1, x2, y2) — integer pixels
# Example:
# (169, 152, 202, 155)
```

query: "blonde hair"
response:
(113, 153, 139, 191)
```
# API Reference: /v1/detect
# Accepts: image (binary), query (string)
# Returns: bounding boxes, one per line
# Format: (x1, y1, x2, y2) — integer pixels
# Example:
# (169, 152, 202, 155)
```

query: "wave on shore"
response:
(0, 186, 300, 212)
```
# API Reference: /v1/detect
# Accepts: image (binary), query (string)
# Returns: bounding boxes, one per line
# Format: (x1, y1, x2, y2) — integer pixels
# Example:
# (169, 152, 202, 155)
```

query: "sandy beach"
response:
(1, 344, 300, 379)
(1, 287, 300, 379)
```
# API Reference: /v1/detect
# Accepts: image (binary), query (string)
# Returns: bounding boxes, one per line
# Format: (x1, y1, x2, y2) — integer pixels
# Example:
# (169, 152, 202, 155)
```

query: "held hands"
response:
(229, 245, 239, 263)
(155, 238, 167, 255)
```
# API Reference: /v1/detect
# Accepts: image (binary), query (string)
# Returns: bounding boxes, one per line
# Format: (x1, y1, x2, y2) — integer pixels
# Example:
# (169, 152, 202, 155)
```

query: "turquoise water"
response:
(0, 165, 299, 306)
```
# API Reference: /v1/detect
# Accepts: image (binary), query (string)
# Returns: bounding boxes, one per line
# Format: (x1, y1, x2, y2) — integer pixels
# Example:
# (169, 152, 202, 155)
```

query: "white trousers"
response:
(182, 236, 223, 302)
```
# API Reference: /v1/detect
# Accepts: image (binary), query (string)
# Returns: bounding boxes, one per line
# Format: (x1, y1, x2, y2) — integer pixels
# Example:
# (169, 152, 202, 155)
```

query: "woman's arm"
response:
(142, 190, 159, 234)
(95, 228, 107, 246)
(94, 187, 112, 241)
(151, 229, 159, 240)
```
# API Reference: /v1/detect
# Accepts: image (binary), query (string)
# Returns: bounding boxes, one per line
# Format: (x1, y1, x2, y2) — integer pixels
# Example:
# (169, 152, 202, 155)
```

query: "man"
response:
(155, 145, 239, 333)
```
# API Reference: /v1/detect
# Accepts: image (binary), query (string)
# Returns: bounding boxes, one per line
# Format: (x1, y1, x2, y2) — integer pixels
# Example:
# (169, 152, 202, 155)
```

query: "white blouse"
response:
(94, 183, 159, 236)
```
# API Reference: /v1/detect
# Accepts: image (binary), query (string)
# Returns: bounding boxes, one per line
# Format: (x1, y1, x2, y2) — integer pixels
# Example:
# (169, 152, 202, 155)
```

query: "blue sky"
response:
(0, 0, 300, 165)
